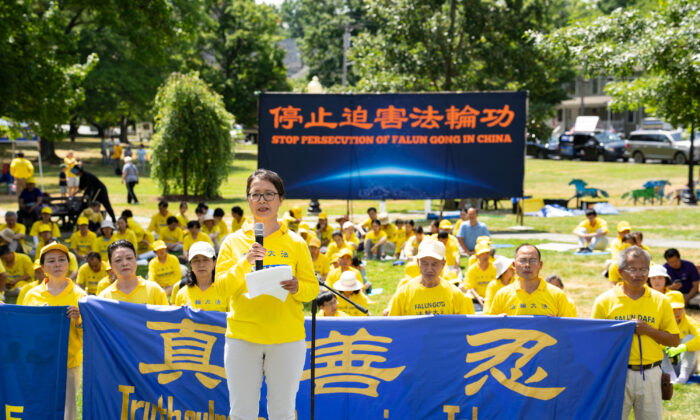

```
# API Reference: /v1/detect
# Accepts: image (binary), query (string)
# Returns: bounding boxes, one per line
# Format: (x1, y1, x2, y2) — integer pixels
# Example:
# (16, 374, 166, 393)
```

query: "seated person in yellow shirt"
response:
(378, 213, 398, 255)
(607, 234, 638, 286)
(333, 270, 370, 316)
(182, 220, 214, 263)
(483, 256, 514, 313)
(98, 240, 168, 304)
(34, 224, 55, 259)
(113, 217, 138, 249)
(327, 248, 368, 292)
(80, 201, 104, 233)
(316, 291, 349, 317)
(463, 243, 497, 309)
(663, 291, 700, 384)
(342, 221, 359, 251)
(230, 206, 248, 233)
(608, 221, 632, 262)
(325, 231, 347, 261)
(29, 207, 60, 251)
(76, 252, 109, 295)
(148, 240, 184, 296)
(280, 205, 302, 233)
(177, 201, 190, 228)
(69, 217, 96, 263)
(315, 212, 334, 247)
(388, 240, 474, 316)
(92, 219, 117, 263)
(173, 241, 227, 311)
(0, 211, 27, 253)
(403, 225, 424, 258)
(0, 245, 34, 303)
(148, 200, 172, 237)
(364, 219, 388, 260)
(95, 264, 116, 295)
(487, 244, 577, 317)
(16, 259, 43, 305)
(436, 231, 462, 284)
(573, 208, 608, 253)
(213, 208, 230, 242)
(647, 264, 672, 294)
(631, 231, 652, 255)
(159, 216, 184, 252)
(309, 238, 330, 282)
(201, 212, 221, 251)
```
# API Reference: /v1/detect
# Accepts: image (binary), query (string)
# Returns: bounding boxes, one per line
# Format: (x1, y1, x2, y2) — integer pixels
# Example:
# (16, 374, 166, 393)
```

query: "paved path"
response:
(491, 231, 700, 250)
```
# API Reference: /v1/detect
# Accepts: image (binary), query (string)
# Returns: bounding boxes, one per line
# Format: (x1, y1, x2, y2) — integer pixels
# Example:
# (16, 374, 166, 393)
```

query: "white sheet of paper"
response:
(244, 265, 292, 302)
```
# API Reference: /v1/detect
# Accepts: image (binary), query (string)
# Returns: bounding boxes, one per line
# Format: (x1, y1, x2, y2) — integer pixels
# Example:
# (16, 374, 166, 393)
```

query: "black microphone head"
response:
(254, 222, 264, 237)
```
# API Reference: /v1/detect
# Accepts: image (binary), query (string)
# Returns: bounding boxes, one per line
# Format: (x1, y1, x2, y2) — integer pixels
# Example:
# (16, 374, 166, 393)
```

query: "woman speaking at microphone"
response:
(216, 169, 318, 420)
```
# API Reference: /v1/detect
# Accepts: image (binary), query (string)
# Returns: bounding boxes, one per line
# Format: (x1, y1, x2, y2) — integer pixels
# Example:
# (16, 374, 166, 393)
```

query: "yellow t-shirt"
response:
(148, 254, 182, 289)
(148, 212, 172, 234)
(452, 219, 463, 237)
(0, 223, 26, 246)
(112, 144, 122, 159)
(316, 225, 334, 244)
(159, 226, 184, 244)
(592, 285, 679, 364)
(404, 236, 422, 257)
(230, 216, 249, 233)
(183, 232, 214, 251)
(17, 280, 39, 305)
(381, 223, 398, 243)
(361, 218, 373, 231)
(677, 314, 700, 352)
(173, 283, 228, 312)
(24, 280, 86, 368)
(2, 252, 35, 290)
(483, 278, 513, 313)
(464, 262, 497, 298)
(574, 217, 608, 234)
(467, 254, 495, 268)
(96, 277, 112, 295)
(337, 291, 370, 317)
(487, 277, 578, 317)
(327, 267, 363, 286)
(216, 220, 230, 238)
(76, 261, 109, 295)
(325, 241, 348, 261)
(343, 233, 360, 250)
(98, 277, 168, 305)
(394, 229, 408, 253)
(365, 230, 387, 243)
(10, 158, 34, 178)
(69, 230, 97, 256)
(389, 278, 475, 316)
(443, 238, 461, 267)
(320, 310, 350, 317)
(29, 221, 60, 238)
(214, 221, 319, 344)
(312, 253, 330, 278)
(201, 223, 221, 241)
(64, 157, 78, 178)
(176, 213, 189, 228)
(92, 235, 117, 261)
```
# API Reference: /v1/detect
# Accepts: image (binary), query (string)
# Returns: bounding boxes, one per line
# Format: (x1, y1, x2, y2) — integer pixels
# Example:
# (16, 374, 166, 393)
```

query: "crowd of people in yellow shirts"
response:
(1, 197, 699, 420)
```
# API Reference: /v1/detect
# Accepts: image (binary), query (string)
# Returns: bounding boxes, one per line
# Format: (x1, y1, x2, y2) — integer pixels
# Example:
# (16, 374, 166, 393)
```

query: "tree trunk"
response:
(69, 119, 78, 142)
(39, 137, 61, 163)
(688, 122, 697, 205)
(119, 115, 129, 144)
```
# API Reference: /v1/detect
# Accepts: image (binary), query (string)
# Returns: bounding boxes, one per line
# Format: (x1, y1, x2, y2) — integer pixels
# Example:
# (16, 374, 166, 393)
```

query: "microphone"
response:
(254, 223, 264, 271)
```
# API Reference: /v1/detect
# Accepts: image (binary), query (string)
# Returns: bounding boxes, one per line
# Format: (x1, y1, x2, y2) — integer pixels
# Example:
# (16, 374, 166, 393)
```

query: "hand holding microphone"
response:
(248, 222, 265, 270)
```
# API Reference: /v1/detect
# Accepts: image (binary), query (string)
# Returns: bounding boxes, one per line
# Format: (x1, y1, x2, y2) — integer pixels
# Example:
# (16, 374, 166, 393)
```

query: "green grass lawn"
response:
(2, 137, 699, 418)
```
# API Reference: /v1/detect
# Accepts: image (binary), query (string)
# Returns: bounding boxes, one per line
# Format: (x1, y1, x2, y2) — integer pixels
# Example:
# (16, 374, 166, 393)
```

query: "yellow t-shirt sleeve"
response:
(485, 289, 505, 315)
(290, 239, 320, 303)
(455, 286, 475, 315)
(685, 317, 700, 352)
(148, 283, 169, 306)
(658, 298, 680, 336)
(558, 291, 578, 317)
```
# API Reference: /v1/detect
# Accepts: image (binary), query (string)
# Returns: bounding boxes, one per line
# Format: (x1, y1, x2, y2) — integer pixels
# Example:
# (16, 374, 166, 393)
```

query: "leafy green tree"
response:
(533, 0, 699, 200)
(196, 0, 289, 127)
(151, 73, 235, 198)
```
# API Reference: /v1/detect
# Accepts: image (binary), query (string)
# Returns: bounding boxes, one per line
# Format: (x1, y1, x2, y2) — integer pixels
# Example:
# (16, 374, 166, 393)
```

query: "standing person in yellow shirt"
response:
(230, 206, 248, 233)
(309, 238, 329, 282)
(333, 270, 370, 316)
(98, 240, 168, 304)
(92, 219, 117, 261)
(111, 139, 123, 172)
(76, 252, 108, 295)
(69, 217, 96, 263)
(173, 241, 227, 311)
(23, 242, 86, 420)
(213, 208, 230, 242)
(214, 169, 318, 420)
(487, 244, 577, 317)
(176, 201, 190, 228)
(388, 240, 474, 316)
(573, 208, 609, 253)
(148, 200, 172, 237)
(662, 291, 700, 384)
(0, 245, 34, 303)
(64, 150, 80, 196)
(463, 243, 497, 309)
(113, 217, 138, 248)
(364, 219, 388, 260)
(148, 240, 183, 296)
(159, 216, 184, 252)
(483, 256, 514, 313)
(592, 246, 680, 419)
(10, 152, 34, 196)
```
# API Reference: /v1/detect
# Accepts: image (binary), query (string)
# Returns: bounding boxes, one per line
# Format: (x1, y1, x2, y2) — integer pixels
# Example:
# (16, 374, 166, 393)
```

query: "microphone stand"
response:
(310, 278, 368, 420)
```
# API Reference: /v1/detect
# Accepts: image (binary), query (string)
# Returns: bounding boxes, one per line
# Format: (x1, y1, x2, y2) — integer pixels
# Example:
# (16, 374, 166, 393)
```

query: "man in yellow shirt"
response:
(69, 217, 96, 263)
(573, 208, 608, 253)
(76, 252, 108, 295)
(148, 200, 172, 237)
(148, 240, 183, 296)
(111, 139, 123, 171)
(487, 244, 577, 317)
(592, 246, 679, 419)
(230, 206, 248, 233)
(463, 242, 496, 309)
(359, 206, 378, 234)
(29, 207, 60, 250)
(0, 211, 27, 253)
(389, 240, 474, 316)
(0, 245, 34, 303)
(309, 238, 329, 282)
(364, 219, 388, 260)
(159, 216, 184, 252)
(213, 208, 230, 241)
(10, 152, 34, 195)
(662, 291, 700, 384)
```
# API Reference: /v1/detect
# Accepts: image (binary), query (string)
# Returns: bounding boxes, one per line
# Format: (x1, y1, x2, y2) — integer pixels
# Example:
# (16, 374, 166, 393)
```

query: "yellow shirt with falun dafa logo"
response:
(389, 278, 474, 316)
(173, 283, 228, 312)
(487, 277, 577, 317)
(98, 277, 168, 305)
(464, 262, 497, 298)
(76, 260, 109, 295)
(148, 254, 182, 289)
(69, 230, 97, 256)
(215, 220, 319, 345)
(23, 280, 87, 368)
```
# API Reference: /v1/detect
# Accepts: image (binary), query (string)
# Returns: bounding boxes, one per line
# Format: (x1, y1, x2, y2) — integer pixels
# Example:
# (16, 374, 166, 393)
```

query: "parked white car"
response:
(626, 129, 700, 164)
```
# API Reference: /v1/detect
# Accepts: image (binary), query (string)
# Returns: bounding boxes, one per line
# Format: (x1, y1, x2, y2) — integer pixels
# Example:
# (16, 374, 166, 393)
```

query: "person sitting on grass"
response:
(113, 217, 138, 249)
(647, 264, 672, 295)
(0, 244, 34, 303)
(309, 238, 329, 282)
(230, 205, 248, 233)
(69, 217, 96, 264)
(342, 221, 359, 252)
(333, 270, 370, 316)
(159, 216, 184, 252)
(436, 231, 462, 285)
(176, 201, 189, 228)
(182, 220, 214, 263)
(364, 219, 387, 260)
(573, 208, 608, 253)
(545, 274, 565, 290)
(213, 208, 230, 242)
(326, 248, 368, 292)
(662, 291, 700, 384)
(315, 212, 334, 247)
(92, 219, 116, 262)
(483, 256, 514, 313)
(148, 200, 172, 238)
(316, 291, 349, 317)
(76, 252, 108, 295)
(325, 230, 347, 262)
(463, 242, 497, 310)
(148, 240, 184, 297)
(403, 225, 424, 258)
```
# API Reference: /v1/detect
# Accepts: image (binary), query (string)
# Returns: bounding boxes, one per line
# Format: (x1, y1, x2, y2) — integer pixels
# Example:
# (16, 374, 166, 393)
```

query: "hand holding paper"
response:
(244, 265, 292, 302)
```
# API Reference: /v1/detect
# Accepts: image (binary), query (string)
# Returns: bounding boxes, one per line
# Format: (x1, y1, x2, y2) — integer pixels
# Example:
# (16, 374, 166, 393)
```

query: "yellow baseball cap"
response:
(41, 207, 52, 214)
(291, 206, 302, 219)
(152, 240, 167, 251)
(617, 221, 631, 233)
(439, 219, 452, 230)
(318, 212, 327, 220)
(309, 237, 321, 248)
(39, 242, 69, 259)
(77, 217, 89, 225)
(38, 224, 52, 233)
(330, 253, 340, 264)
(26, 177, 35, 184)
(666, 291, 686, 309)
(33, 259, 42, 270)
(475, 242, 491, 256)
(476, 235, 492, 245)
(337, 248, 353, 259)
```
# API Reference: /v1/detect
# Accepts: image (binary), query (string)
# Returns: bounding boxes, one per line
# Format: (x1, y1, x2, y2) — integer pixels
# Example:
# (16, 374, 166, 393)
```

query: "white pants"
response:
(65, 366, 81, 420)
(622, 366, 662, 420)
(224, 337, 306, 420)
(575, 228, 608, 250)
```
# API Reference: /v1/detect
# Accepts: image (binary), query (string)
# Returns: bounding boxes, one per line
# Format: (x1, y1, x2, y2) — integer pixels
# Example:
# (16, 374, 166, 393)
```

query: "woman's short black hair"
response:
(231, 206, 243, 216)
(213, 208, 225, 218)
(107, 240, 136, 263)
(166, 216, 178, 225)
(187, 220, 201, 229)
(414, 225, 424, 234)
(121, 209, 133, 218)
(371, 219, 381, 227)
(316, 291, 335, 306)
(246, 169, 285, 198)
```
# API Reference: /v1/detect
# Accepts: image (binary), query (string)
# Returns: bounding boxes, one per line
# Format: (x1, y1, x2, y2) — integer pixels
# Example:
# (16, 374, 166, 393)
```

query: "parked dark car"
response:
(558, 130, 627, 161)
(526, 136, 559, 159)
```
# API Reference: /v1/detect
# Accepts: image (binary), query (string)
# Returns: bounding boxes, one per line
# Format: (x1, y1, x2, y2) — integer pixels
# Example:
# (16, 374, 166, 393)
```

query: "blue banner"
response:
(0, 305, 70, 420)
(80, 298, 634, 419)
(258, 92, 527, 199)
